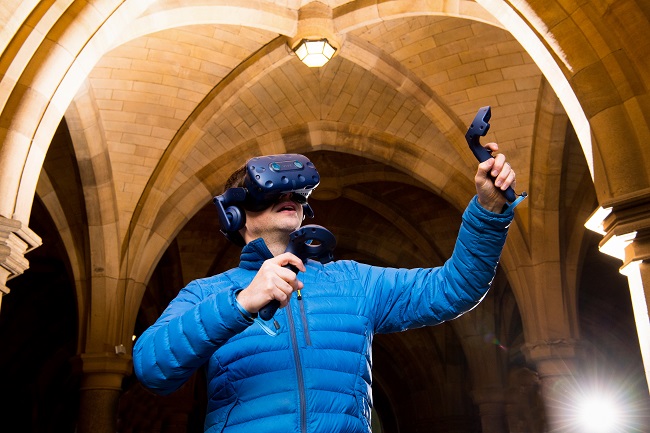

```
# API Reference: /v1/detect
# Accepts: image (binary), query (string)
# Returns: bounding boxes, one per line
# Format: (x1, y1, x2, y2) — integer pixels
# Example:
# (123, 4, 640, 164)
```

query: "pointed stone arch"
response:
(0, 0, 156, 222)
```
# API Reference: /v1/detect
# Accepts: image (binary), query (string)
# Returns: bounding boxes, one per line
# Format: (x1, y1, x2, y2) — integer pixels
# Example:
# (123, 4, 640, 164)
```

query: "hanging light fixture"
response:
(293, 38, 337, 67)
(289, 2, 340, 68)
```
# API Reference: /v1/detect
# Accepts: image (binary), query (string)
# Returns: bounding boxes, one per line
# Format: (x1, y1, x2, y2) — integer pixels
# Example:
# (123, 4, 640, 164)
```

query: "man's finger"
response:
(484, 141, 499, 153)
(276, 252, 306, 273)
(494, 161, 511, 187)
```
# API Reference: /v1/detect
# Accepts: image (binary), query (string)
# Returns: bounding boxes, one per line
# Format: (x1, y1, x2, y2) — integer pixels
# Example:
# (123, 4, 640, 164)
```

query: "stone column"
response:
(640, 260, 650, 320)
(505, 367, 544, 433)
(0, 215, 42, 310)
(590, 191, 650, 390)
(471, 387, 507, 433)
(522, 339, 582, 433)
(76, 352, 132, 433)
(619, 234, 650, 388)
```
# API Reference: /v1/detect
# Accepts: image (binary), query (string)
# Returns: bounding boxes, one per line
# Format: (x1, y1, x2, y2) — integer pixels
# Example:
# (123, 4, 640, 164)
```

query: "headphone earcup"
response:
(224, 205, 245, 231)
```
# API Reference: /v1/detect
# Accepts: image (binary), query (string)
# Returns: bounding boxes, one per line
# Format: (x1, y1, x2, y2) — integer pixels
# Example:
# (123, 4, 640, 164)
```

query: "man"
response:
(133, 143, 519, 433)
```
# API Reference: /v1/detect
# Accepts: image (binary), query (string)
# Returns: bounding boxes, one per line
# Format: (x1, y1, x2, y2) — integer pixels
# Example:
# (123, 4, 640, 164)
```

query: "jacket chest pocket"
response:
(296, 291, 368, 354)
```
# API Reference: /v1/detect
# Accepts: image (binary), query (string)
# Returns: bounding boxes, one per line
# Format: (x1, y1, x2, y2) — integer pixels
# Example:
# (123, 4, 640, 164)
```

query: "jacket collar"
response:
(240, 238, 274, 270)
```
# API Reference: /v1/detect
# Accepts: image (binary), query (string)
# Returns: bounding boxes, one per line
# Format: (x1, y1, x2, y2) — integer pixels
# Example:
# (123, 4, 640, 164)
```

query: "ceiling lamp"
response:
(293, 38, 337, 67)
(289, 2, 341, 68)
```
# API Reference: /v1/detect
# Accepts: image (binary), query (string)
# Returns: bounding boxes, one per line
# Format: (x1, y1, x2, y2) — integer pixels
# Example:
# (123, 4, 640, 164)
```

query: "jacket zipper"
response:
(287, 300, 307, 433)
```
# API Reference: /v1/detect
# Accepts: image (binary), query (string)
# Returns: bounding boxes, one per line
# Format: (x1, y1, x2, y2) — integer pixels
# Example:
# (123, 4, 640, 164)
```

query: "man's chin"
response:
(281, 220, 302, 233)
(285, 223, 302, 232)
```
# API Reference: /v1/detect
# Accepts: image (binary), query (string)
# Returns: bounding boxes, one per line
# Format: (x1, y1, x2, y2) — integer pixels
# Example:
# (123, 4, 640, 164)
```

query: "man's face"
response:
(241, 194, 304, 243)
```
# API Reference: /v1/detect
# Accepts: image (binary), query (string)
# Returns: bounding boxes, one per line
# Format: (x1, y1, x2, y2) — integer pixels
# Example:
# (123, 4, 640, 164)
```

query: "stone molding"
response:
(0, 216, 42, 295)
(76, 352, 133, 391)
(520, 339, 583, 378)
(601, 188, 650, 267)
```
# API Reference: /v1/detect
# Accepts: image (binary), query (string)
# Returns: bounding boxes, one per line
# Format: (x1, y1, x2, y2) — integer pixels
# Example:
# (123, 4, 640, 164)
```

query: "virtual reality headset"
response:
(213, 154, 320, 245)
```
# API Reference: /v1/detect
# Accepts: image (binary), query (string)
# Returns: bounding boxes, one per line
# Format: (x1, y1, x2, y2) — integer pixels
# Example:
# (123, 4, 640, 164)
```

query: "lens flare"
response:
(549, 373, 649, 432)
(483, 332, 508, 351)
(575, 395, 621, 432)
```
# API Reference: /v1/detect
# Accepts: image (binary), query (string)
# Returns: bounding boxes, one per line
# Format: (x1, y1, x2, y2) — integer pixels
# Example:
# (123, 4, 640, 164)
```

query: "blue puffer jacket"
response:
(133, 196, 514, 433)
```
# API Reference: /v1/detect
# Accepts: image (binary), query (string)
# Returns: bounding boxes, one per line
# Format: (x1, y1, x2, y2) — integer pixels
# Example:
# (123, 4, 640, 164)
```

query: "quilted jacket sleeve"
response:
(132, 276, 252, 395)
(357, 196, 514, 333)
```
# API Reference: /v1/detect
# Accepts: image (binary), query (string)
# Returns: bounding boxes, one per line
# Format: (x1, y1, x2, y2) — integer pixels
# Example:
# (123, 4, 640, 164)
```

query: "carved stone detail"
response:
(0, 216, 42, 297)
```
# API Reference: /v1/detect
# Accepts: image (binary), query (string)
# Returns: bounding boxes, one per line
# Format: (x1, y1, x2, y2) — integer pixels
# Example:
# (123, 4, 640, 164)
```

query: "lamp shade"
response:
(293, 38, 337, 67)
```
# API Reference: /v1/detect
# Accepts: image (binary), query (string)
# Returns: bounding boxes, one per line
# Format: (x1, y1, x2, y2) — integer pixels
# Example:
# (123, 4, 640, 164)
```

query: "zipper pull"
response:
(297, 289, 302, 300)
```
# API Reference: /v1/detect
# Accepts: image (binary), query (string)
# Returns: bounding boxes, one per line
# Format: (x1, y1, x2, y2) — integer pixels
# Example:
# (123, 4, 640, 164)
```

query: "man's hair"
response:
(224, 164, 246, 192)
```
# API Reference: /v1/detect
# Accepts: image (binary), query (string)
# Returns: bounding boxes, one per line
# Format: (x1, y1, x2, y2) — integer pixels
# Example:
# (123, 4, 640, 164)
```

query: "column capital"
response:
(521, 339, 583, 378)
(0, 215, 42, 297)
(598, 189, 650, 264)
(76, 352, 133, 391)
(471, 386, 508, 432)
(471, 387, 505, 405)
(601, 187, 650, 224)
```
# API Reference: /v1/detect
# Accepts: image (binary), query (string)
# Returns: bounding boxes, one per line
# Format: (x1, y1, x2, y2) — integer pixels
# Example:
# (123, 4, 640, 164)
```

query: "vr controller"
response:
(465, 106, 521, 202)
(258, 224, 336, 320)
(214, 154, 320, 244)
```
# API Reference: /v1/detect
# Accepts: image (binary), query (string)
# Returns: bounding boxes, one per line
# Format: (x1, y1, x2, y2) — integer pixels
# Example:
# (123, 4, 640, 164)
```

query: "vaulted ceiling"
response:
(2, 1, 649, 432)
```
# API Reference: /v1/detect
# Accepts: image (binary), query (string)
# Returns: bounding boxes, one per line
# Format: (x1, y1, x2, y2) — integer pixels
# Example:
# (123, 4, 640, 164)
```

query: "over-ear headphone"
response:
(213, 188, 247, 246)
(213, 187, 246, 232)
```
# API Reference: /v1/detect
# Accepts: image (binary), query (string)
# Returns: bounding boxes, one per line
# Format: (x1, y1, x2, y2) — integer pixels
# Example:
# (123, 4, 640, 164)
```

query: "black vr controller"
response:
(213, 154, 320, 244)
(465, 106, 518, 202)
(258, 224, 336, 321)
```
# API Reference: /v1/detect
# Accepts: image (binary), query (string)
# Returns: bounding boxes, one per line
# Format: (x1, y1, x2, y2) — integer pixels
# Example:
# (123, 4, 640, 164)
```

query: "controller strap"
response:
(502, 192, 528, 213)
(255, 316, 282, 337)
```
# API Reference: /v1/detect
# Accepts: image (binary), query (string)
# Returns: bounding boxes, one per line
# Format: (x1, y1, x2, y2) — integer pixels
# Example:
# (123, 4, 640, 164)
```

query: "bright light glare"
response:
(555, 378, 649, 433)
(293, 39, 337, 67)
(575, 395, 621, 432)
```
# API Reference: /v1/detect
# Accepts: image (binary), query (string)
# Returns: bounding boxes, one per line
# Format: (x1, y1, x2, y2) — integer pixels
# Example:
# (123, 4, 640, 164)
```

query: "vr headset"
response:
(213, 154, 320, 246)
